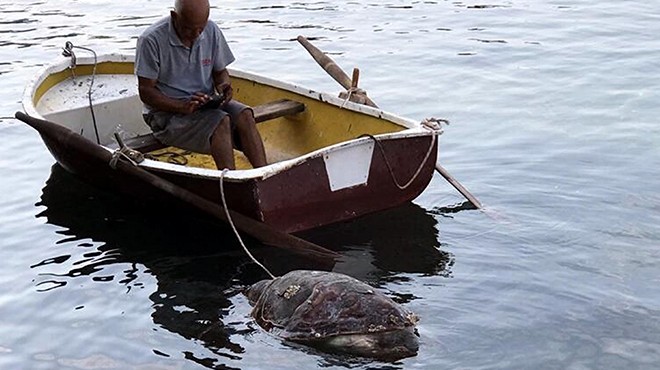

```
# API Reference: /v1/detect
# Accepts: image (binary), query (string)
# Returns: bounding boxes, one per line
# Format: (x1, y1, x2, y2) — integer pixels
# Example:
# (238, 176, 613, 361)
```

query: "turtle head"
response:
(245, 279, 272, 306)
(319, 327, 419, 361)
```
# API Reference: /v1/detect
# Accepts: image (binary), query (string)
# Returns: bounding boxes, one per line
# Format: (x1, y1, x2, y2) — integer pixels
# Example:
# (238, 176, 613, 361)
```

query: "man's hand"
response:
(138, 77, 213, 115)
(213, 69, 233, 105)
(178, 92, 211, 114)
(217, 82, 233, 105)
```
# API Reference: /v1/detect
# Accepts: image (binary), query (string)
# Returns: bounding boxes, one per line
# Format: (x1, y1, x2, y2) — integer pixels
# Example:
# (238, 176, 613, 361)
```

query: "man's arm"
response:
(135, 36, 202, 114)
(138, 77, 208, 115)
(213, 69, 233, 105)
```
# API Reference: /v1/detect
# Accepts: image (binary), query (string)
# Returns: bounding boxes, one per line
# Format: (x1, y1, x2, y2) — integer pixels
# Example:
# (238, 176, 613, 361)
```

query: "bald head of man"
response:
(171, 0, 210, 47)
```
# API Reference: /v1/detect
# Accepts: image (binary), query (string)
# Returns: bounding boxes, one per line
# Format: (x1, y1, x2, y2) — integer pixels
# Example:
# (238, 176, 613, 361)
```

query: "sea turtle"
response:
(245, 270, 419, 360)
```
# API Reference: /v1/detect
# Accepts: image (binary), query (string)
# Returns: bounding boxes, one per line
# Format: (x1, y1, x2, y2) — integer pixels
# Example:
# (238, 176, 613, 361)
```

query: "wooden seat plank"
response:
(113, 99, 305, 152)
(253, 99, 305, 123)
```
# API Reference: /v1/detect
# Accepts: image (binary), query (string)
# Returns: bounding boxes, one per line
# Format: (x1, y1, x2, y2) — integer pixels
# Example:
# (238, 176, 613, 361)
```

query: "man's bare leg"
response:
(210, 116, 235, 170)
(236, 109, 267, 168)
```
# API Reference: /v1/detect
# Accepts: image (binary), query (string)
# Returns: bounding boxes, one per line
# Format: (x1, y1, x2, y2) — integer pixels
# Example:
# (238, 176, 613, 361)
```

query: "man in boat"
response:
(135, 0, 267, 170)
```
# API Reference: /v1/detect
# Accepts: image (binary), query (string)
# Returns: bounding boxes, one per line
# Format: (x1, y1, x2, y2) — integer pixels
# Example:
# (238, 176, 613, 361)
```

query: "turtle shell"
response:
(246, 270, 417, 341)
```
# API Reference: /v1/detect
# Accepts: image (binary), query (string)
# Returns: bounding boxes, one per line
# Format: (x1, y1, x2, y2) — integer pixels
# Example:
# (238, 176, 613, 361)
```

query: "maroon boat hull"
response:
(19, 112, 436, 233)
(153, 135, 436, 233)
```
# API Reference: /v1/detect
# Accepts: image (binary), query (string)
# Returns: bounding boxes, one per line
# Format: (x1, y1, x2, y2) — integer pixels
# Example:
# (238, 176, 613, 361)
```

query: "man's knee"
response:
(238, 108, 255, 124)
(215, 115, 231, 130)
(221, 114, 232, 125)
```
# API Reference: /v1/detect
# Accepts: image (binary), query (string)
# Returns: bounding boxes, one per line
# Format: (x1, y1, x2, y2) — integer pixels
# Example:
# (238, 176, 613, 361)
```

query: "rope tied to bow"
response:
(360, 117, 447, 190)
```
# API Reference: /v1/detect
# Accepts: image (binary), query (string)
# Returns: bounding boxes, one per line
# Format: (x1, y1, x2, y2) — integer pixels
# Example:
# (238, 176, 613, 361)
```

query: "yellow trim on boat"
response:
(232, 78, 403, 155)
(33, 59, 410, 171)
(146, 75, 406, 170)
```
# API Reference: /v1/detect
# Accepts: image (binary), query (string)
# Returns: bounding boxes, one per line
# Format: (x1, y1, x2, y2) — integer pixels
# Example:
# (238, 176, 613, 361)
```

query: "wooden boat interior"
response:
(32, 59, 409, 170)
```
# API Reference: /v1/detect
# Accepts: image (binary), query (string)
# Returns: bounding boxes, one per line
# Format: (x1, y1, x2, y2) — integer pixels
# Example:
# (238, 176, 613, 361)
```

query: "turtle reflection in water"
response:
(245, 270, 419, 360)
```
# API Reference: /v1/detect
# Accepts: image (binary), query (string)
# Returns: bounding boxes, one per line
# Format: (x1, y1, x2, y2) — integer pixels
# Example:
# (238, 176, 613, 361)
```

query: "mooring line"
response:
(360, 118, 443, 190)
(219, 169, 276, 279)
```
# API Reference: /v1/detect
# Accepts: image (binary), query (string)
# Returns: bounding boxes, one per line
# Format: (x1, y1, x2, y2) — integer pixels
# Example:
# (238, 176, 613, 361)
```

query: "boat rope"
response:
(219, 169, 276, 279)
(340, 87, 367, 108)
(360, 117, 446, 190)
(109, 147, 144, 169)
(340, 87, 355, 108)
(109, 133, 145, 169)
(62, 41, 101, 145)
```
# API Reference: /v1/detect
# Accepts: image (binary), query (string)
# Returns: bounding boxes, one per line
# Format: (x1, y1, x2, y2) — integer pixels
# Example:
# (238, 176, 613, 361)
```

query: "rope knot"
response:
(339, 87, 369, 108)
(421, 117, 449, 131)
(109, 146, 144, 169)
(109, 133, 144, 169)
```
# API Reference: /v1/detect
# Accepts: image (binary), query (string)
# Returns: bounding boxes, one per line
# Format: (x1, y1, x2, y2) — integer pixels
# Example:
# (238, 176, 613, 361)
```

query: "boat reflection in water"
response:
(34, 164, 452, 364)
(300, 202, 452, 288)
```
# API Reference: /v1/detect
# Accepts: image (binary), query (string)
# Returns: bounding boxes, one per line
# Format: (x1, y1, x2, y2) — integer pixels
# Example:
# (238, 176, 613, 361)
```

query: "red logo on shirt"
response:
(202, 58, 212, 66)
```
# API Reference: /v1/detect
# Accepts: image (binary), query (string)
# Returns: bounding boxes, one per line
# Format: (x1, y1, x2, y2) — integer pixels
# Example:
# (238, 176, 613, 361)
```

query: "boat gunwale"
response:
(24, 53, 440, 182)
(128, 128, 437, 182)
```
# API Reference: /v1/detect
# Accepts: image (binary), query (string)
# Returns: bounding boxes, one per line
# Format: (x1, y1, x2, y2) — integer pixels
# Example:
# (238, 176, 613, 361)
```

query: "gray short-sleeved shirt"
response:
(135, 16, 235, 112)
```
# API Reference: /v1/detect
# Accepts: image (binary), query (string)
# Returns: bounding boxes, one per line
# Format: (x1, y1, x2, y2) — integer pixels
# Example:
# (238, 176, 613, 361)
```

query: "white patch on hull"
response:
(323, 141, 375, 191)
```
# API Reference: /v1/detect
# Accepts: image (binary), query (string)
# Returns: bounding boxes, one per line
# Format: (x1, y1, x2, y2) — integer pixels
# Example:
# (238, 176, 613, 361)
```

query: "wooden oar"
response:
(296, 35, 378, 108)
(435, 164, 482, 209)
(296, 36, 483, 209)
(15, 111, 340, 263)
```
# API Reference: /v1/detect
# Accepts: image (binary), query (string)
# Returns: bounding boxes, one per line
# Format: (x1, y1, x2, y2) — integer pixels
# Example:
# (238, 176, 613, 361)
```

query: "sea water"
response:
(1, 1, 659, 369)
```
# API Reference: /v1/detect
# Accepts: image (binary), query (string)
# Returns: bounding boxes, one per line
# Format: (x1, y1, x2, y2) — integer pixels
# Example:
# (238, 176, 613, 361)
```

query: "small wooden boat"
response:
(18, 51, 440, 234)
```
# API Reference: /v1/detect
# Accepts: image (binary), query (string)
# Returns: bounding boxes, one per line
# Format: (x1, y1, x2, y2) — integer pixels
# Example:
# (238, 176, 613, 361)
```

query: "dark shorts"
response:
(144, 100, 252, 154)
